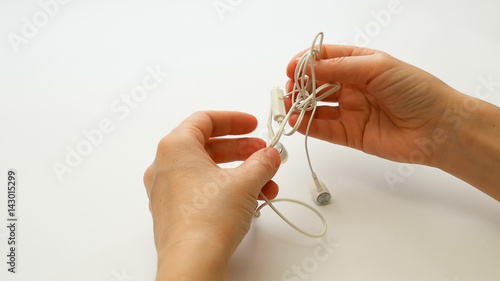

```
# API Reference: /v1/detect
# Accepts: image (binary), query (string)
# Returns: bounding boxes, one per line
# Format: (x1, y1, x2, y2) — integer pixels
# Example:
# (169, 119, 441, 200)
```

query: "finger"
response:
(286, 98, 340, 120)
(313, 106, 341, 120)
(288, 106, 340, 128)
(287, 45, 387, 85)
(284, 94, 293, 112)
(236, 147, 281, 197)
(174, 111, 258, 146)
(257, 180, 279, 200)
(285, 43, 333, 77)
(205, 137, 267, 164)
(289, 111, 347, 146)
(287, 44, 378, 78)
(286, 79, 342, 103)
(311, 55, 386, 85)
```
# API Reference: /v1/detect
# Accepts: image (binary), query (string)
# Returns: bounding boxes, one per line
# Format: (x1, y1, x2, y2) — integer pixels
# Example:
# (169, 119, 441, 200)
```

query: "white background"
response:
(1, 0, 500, 280)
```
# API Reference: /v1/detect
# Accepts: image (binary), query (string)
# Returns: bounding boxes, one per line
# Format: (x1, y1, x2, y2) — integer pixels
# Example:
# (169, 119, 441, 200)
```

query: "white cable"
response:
(254, 32, 340, 238)
(255, 191, 327, 238)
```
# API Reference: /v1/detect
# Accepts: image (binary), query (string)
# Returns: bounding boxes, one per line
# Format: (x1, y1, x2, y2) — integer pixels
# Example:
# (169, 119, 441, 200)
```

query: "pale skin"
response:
(143, 45, 500, 280)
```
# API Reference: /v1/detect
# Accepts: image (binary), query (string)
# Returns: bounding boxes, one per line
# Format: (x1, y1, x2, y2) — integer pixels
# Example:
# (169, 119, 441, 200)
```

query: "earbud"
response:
(274, 142, 288, 164)
(310, 176, 331, 205)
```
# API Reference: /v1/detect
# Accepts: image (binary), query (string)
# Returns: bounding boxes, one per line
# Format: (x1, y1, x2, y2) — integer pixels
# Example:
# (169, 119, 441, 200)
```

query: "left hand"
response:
(143, 111, 281, 280)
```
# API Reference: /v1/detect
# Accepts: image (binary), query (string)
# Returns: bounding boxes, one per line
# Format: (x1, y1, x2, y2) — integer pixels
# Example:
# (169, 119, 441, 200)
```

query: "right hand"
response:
(285, 45, 464, 167)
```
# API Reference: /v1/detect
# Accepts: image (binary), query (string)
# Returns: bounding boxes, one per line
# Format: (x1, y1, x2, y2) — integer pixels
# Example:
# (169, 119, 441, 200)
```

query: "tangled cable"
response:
(268, 32, 341, 149)
(254, 32, 341, 238)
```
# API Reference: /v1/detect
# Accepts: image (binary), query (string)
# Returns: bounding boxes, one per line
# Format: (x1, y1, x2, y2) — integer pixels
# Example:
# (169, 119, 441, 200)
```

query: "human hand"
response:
(143, 111, 281, 281)
(286, 45, 461, 167)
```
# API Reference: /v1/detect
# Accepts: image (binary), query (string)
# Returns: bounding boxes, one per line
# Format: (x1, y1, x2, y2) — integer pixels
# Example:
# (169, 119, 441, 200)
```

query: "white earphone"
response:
(273, 142, 288, 164)
(267, 86, 337, 206)
(310, 174, 331, 206)
(254, 32, 341, 237)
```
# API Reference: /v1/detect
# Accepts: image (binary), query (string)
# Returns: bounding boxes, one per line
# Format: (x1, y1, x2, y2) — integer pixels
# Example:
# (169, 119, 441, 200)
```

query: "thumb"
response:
(236, 147, 281, 196)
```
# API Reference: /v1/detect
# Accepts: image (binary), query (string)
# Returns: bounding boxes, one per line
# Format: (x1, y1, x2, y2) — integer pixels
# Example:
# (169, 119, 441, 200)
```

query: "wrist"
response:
(434, 91, 500, 199)
(428, 88, 467, 168)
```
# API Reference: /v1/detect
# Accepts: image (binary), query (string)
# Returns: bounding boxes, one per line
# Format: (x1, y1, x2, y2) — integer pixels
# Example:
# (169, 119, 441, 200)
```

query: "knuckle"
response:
(155, 133, 191, 163)
(190, 110, 211, 121)
(156, 135, 177, 156)
(143, 165, 155, 189)
(329, 56, 346, 65)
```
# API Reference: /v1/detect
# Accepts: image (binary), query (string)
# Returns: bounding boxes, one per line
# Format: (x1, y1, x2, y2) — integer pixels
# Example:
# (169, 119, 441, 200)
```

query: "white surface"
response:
(1, 0, 500, 280)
